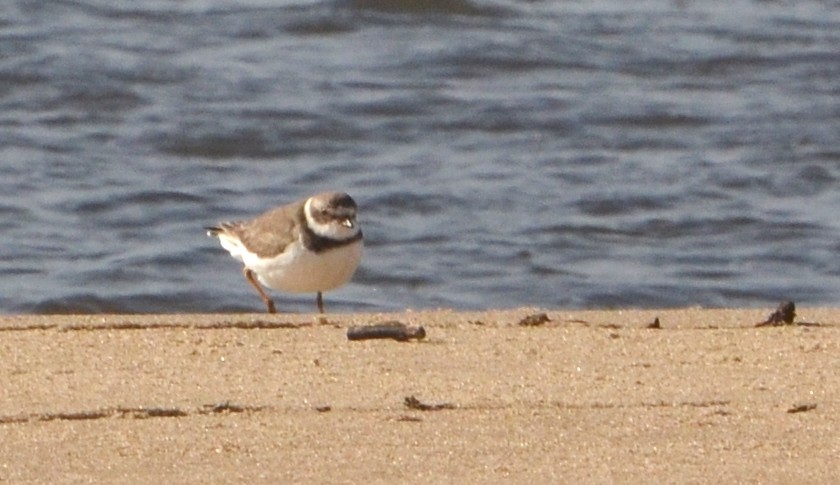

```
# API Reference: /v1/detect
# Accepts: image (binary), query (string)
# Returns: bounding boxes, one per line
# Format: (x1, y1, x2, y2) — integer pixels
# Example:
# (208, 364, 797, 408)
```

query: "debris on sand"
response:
(517, 313, 550, 327)
(756, 301, 796, 327)
(347, 322, 426, 341)
(404, 395, 456, 411)
(787, 403, 817, 414)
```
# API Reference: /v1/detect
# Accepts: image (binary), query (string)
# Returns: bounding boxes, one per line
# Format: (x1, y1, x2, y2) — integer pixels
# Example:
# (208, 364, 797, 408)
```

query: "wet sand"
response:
(1, 308, 838, 483)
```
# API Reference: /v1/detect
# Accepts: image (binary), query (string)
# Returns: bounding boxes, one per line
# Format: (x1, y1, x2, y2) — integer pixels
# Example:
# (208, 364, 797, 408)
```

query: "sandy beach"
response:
(1, 307, 838, 484)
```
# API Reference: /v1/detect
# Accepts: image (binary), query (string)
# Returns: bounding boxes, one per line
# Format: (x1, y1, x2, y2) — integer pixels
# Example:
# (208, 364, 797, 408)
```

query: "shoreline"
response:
(2, 308, 838, 483)
(2, 304, 836, 328)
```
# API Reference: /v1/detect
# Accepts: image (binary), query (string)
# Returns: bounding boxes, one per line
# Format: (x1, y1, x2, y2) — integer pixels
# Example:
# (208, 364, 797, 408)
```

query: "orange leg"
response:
(316, 291, 324, 314)
(243, 268, 276, 314)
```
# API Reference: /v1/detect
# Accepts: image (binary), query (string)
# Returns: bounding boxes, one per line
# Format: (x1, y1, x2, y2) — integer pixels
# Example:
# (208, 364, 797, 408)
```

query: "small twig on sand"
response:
(787, 403, 817, 414)
(347, 322, 426, 341)
(517, 313, 550, 327)
(756, 301, 796, 327)
(404, 395, 456, 411)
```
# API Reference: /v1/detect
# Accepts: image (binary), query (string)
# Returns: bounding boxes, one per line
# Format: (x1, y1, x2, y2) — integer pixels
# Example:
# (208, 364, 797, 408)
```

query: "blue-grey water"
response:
(1, 0, 839, 314)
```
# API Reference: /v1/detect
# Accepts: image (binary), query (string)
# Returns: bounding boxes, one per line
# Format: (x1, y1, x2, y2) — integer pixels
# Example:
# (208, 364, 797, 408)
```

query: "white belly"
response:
(241, 239, 363, 293)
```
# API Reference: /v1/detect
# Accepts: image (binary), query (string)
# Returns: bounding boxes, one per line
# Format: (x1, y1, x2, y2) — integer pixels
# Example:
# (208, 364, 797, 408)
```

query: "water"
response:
(1, 0, 839, 314)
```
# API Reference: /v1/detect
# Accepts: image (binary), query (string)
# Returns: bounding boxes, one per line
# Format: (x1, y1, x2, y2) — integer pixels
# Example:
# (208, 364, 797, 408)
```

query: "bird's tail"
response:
(206, 222, 242, 238)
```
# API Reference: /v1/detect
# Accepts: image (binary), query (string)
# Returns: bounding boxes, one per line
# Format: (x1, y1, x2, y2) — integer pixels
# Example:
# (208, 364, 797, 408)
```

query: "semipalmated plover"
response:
(206, 191, 363, 314)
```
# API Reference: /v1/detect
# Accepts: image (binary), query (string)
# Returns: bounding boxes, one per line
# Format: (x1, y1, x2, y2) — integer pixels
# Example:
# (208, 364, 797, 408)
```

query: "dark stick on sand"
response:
(756, 301, 796, 327)
(404, 395, 456, 411)
(347, 322, 426, 342)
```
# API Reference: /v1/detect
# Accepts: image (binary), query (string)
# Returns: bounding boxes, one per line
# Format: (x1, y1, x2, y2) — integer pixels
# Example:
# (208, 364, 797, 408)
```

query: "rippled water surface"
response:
(2, 0, 839, 313)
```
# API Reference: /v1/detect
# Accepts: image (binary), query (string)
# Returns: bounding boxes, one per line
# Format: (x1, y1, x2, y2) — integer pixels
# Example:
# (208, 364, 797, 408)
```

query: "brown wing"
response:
(224, 199, 306, 258)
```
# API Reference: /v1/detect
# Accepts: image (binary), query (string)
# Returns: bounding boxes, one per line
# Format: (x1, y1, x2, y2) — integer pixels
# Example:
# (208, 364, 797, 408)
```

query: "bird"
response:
(206, 191, 363, 314)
